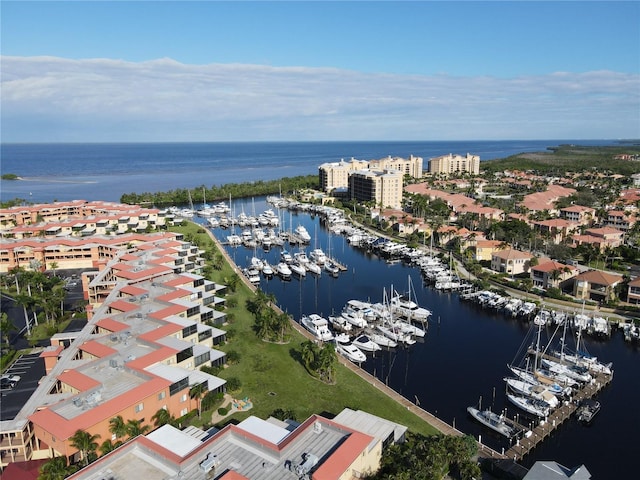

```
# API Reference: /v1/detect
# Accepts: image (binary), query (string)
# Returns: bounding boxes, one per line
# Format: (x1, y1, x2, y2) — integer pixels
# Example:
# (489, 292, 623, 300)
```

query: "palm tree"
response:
(0, 312, 17, 348)
(39, 456, 75, 480)
(108, 415, 127, 441)
(69, 429, 100, 467)
(317, 343, 337, 384)
(48, 261, 59, 277)
(152, 407, 176, 427)
(300, 340, 317, 371)
(189, 383, 207, 418)
(125, 418, 150, 438)
(14, 292, 36, 336)
(99, 439, 119, 456)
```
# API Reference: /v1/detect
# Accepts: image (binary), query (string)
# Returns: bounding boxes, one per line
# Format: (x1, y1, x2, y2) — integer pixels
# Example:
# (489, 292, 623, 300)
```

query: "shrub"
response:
(225, 377, 242, 392)
(217, 407, 228, 416)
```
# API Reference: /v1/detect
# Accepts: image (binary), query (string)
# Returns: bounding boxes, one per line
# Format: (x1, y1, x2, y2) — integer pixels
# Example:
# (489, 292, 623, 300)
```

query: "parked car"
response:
(0, 374, 21, 389)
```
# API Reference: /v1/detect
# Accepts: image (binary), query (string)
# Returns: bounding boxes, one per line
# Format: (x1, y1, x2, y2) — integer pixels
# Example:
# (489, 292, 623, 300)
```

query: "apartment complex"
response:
(318, 155, 423, 193)
(428, 153, 480, 175)
(65, 409, 407, 479)
(0, 200, 173, 273)
(0, 229, 229, 469)
(0, 200, 166, 231)
(348, 169, 404, 209)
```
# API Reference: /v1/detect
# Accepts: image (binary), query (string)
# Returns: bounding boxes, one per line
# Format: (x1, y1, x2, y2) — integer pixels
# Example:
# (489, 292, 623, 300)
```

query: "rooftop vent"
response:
(199, 453, 220, 473)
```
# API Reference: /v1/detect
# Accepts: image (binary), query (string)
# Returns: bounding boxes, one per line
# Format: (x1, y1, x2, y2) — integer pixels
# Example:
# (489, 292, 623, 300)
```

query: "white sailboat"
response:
(389, 276, 431, 322)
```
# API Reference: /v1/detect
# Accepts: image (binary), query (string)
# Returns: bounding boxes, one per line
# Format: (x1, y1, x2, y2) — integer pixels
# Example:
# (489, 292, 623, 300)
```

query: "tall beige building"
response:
(349, 169, 403, 209)
(319, 155, 423, 193)
(428, 153, 480, 175)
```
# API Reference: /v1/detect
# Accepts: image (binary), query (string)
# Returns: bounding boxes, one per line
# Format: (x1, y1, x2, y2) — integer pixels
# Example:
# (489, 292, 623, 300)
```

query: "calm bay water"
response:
(2, 140, 635, 477)
(0, 140, 619, 204)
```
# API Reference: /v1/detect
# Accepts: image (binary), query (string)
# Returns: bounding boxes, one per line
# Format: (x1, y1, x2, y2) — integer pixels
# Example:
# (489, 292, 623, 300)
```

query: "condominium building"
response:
(0, 231, 196, 274)
(348, 169, 403, 209)
(0, 234, 228, 469)
(0, 200, 166, 231)
(318, 155, 422, 193)
(65, 408, 407, 480)
(428, 153, 480, 175)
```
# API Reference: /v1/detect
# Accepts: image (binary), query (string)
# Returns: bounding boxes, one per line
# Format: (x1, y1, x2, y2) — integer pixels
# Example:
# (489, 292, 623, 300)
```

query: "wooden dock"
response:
(503, 370, 612, 461)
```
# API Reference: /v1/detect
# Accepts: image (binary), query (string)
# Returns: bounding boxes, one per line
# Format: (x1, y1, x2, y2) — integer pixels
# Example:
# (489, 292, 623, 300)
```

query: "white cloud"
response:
(1, 56, 638, 141)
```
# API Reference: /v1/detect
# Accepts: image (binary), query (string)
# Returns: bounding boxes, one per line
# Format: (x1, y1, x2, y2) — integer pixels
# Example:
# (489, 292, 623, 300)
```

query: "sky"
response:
(1, 1, 639, 142)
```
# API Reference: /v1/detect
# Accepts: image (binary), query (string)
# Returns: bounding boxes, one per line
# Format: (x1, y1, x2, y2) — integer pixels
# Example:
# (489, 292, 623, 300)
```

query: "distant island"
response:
(1, 173, 20, 180)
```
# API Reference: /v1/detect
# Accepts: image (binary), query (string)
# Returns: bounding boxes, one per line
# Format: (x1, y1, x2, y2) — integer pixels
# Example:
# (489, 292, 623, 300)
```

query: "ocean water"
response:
(0, 140, 619, 204)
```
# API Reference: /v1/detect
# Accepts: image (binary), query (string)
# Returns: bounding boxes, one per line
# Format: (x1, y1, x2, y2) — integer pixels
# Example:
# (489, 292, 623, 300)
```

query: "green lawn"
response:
(169, 222, 439, 436)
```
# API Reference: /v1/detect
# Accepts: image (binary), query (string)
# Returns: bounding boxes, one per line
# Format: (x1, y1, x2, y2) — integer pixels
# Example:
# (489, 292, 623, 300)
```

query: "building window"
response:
(181, 394, 187, 402)
(158, 391, 166, 400)
(135, 402, 144, 413)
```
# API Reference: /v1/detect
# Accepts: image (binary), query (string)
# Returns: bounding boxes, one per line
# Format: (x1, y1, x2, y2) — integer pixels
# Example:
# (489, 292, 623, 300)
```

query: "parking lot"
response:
(0, 352, 46, 421)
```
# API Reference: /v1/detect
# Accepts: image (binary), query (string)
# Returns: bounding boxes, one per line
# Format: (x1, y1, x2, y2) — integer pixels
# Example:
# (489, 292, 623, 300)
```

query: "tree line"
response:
(119, 175, 319, 206)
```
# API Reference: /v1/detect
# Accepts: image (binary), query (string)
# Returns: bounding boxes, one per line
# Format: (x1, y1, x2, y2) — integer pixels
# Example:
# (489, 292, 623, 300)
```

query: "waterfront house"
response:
(572, 270, 623, 303)
(491, 249, 534, 276)
(627, 277, 640, 305)
(470, 239, 506, 262)
(530, 260, 578, 290)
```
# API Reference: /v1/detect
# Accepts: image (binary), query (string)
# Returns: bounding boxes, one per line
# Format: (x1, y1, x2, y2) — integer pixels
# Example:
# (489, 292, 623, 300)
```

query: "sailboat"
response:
(389, 276, 431, 322)
(324, 233, 340, 276)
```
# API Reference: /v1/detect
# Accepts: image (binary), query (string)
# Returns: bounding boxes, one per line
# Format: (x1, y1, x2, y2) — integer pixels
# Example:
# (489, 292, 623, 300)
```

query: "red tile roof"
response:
(80, 340, 117, 358)
(575, 270, 622, 286)
(57, 369, 101, 392)
(95, 317, 130, 332)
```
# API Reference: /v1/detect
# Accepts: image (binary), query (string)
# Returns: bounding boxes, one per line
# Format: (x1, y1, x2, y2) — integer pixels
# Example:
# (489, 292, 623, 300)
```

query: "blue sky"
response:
(1, 1, 639, 142)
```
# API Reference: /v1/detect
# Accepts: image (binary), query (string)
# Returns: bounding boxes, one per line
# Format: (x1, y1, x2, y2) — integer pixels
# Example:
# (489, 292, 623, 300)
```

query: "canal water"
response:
(204, 196, 639, 479)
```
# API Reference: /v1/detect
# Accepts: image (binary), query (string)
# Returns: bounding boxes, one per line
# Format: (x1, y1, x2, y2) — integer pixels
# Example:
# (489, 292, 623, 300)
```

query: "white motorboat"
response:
(244, 268, 260, 284)
(369, 333, 397, 348)
(336, 342, 366, 363)
(351, 334, 381, 352)
(328, 315, 353, 332)
(294, 225, 311, 242)
(290, 262, 306, 277)
(262, 263, 274, 277)
(506, 393, 550, 417)
(325, 261, 340, 276)
(340, 310, 367, 329)
(305, 261, 322, 275)
(250, 256, 264, 271)
(334, 332, 351, 344)
(294, 251, 310, 266)
(301, 314, 334, 342)
(577, 399, 601, 423)
(467, 406, 529, 439)
(280, 250, 293, 264)
(344, 300, 377, 323)
(309, 248, 327, 265)
(276, 262, 292, 279)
